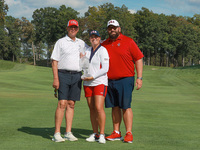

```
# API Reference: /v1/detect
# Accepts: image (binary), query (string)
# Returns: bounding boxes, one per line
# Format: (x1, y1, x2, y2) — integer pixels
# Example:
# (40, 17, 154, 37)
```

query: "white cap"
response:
(107, 19, 120, 27)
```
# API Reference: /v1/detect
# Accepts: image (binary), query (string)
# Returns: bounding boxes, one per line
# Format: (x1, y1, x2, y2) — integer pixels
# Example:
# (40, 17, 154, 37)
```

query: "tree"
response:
(5, 16, 21, 61)
(151, 13, 170, 67)
(1, 3, 199, 66)
(133, 7, 156, 66)
(0, 0, 8, 59)
(58, 5, 79, 37)
(14, 17, 36, 64)
(114, 4, 136, 39)
(84, 5, 108, 41)
(0, 0, 8, 26)
(32, 6, 79, 65)
(84, 3, 136, 41)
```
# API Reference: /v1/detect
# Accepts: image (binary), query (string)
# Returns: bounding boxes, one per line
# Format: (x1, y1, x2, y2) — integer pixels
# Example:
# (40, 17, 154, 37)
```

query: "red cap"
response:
(67, 19, 79, 27)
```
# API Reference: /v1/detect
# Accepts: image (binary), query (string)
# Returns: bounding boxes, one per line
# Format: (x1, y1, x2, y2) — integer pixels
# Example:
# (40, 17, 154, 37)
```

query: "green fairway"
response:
(0, 60, 200, 150)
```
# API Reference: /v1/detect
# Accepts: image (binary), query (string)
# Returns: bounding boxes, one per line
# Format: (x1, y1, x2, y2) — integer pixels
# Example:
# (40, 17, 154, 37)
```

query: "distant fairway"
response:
(0, 60, 199, 150)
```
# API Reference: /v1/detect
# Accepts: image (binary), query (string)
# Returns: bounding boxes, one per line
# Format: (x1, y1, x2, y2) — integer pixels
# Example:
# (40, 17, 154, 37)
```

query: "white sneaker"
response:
(64, 132, 78, 141)
(52, 132, 65, 142)
(86, 133, 99, 142)
(99, 134, 106, 144)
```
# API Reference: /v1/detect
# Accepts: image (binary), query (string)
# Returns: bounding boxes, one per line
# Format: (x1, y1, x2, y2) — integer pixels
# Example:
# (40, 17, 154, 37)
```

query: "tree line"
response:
(1, 1, 200, 67)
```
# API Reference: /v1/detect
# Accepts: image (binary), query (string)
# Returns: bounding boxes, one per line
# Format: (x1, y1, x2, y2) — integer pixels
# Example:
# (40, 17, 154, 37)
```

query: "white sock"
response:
(100, 134, 105, 136)
(114, 130, 120, 134)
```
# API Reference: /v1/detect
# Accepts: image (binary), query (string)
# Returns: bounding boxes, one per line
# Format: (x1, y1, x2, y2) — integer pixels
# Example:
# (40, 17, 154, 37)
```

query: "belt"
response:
(58, 69, 81, 74)
(108, 77, 126, 81)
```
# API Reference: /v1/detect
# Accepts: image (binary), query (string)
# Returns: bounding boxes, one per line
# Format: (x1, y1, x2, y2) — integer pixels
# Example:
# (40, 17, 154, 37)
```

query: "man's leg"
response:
(55, 100, 67, 133)
(122, 108, 133, 132)
(106, 106, 123, 141)
(122, 108, 133, 143)
(112, 106, 122, 131)
(63, 100, 78, 141)
(65, 100, 76, 132)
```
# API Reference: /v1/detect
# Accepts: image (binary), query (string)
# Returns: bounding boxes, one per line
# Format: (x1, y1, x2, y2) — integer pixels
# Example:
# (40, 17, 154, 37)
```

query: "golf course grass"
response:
(0, 60, 199, 150)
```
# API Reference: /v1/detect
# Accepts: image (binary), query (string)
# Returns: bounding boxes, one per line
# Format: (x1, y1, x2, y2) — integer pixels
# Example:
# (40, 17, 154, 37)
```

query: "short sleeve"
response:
(129, 39, 144, 62)
(51, 40, 61, 61)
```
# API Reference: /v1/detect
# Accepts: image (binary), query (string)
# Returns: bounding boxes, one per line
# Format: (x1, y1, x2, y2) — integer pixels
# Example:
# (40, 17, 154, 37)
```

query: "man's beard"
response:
(109, 32, 120, 40)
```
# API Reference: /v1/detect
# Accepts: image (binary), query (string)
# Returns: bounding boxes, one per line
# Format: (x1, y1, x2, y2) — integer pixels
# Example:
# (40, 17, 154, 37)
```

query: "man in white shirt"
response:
(51, 19, 88, 142)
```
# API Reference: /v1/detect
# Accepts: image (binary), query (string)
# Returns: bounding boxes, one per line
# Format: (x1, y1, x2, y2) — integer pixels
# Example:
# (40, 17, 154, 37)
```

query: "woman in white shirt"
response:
(82, 30, 109, 144)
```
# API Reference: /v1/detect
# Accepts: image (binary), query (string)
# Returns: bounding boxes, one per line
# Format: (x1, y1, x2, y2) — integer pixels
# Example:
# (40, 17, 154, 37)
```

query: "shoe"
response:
(99, 134, 106, 144)
(106, 131, 123, 141)
(64, 132, 78, 141)
(86, 133, 99, 142)
(123, 132, 133, 143)
(52, 132, 65, 142)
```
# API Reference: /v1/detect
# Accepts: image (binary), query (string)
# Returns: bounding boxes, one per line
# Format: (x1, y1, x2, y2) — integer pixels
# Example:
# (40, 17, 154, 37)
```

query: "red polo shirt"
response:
(102, 33, 144, 80)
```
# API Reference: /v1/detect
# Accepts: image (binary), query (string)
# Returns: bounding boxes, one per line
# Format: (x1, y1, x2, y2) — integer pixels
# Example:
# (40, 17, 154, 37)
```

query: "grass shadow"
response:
(18, 127, 93, 140)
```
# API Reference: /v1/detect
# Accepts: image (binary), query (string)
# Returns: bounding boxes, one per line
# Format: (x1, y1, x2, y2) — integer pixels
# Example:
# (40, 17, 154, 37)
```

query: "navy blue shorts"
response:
(58, 70, 82, 101)
(105, 77, 135, 109)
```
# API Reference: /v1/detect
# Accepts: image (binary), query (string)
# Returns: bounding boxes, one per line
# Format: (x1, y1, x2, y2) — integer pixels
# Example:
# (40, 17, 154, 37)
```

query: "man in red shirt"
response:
(102, 19, 144, 143)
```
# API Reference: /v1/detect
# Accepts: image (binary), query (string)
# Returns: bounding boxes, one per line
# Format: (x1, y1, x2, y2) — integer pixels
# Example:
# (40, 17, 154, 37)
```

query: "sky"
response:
(4, 0, 200, 21)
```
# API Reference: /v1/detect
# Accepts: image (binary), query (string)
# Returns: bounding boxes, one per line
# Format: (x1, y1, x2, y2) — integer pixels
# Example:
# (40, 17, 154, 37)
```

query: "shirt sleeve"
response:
(92, 63, 109, 79)
(92, 47, 109, 79)
(129, 39, 144, 62)
(50, 40, 61, 61)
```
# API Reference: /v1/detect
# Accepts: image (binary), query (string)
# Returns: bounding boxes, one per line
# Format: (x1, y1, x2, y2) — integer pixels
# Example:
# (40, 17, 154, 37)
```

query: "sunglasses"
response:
(54, 89, 58, 98)
(107, 26, 118, 31)
(69, 26, 78, 29)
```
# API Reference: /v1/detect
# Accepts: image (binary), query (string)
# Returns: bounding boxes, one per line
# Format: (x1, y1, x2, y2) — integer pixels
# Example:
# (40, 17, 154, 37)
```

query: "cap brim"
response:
(90, 34, 100, 37)
(107, 24, 119, 27)
(68, 24, 79, 27)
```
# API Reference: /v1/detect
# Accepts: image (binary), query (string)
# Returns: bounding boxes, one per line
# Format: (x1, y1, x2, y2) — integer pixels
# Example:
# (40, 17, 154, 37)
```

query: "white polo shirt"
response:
(83, 45, 109, 86)
(51, 35, 88, 71)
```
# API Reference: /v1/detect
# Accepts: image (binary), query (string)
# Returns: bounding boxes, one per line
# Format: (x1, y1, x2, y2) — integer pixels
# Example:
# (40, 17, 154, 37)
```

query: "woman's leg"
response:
(87, 97, 98, 133)
(94, 95, 106, 134)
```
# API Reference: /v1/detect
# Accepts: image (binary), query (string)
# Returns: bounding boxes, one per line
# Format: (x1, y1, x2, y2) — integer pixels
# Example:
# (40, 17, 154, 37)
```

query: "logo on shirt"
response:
(117, 43, 121, 47)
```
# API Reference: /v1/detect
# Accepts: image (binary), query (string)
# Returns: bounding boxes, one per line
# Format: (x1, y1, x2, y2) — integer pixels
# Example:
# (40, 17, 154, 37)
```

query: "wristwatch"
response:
(137, 77, 143, 80)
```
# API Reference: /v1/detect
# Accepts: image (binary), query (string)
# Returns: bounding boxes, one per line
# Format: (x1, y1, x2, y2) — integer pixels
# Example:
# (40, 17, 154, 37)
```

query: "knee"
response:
(89, 107, 96, 114)
(95, 107, 104, 114)
(67, 101, 75, 109)
(87, 102, 95, 112)
(58, 101, 67, 109)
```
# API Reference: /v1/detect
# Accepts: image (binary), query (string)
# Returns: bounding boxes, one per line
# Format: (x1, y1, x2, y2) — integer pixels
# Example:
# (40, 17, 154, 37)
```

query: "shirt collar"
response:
(89, 44, 101, 63)
(65, 35, 77, 42)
